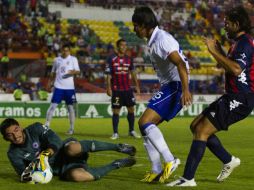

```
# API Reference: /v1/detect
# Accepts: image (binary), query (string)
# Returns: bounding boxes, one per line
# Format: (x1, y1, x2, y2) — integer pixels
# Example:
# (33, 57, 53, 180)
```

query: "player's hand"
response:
(181, 90, 192, 108)
(135, 86, 141, 94)
(39, 150, 51, 171)
(202, 37, 218, 54)
(21, 162, 35, 182)
(107, 88, 112, 96)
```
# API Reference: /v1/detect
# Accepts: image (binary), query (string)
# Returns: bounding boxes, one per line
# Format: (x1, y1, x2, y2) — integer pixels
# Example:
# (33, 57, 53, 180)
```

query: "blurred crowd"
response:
(0, 0, 253, 99)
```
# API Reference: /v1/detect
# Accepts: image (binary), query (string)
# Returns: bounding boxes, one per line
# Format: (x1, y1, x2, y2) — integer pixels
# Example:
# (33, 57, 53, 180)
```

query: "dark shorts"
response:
(203, 93, 254, 131)
(51, 88, 77, 105)
(51, 138, 89, 179)
(147, 81, 182, 121)
(111, 89, 136, 109)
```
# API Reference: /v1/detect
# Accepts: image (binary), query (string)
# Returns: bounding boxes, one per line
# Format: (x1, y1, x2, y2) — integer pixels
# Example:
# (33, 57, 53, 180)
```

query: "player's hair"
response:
(62, 44, 71, 50)
(0, 118, 19, 137)
(225, 6, 252, 33)
(132, 6, 158, 29)
(116, 38, 126, 48)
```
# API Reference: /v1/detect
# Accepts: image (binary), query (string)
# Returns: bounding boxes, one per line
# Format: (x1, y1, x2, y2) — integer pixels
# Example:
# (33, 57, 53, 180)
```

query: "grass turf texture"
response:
(0, 117, 253, 190)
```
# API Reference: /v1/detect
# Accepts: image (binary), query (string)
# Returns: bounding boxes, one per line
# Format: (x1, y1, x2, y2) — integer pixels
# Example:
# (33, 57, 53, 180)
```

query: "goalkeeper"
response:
(0, 118, 136, 183)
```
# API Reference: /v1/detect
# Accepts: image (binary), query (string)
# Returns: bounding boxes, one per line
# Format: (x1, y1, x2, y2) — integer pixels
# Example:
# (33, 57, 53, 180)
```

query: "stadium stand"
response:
(0, 0, 253, 100)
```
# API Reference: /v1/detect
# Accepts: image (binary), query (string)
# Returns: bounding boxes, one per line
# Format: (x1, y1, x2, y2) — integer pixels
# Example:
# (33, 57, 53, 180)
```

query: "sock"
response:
(86, 164, 117, 180)
(112, 114, 119, 133)
(183, 140, 207, 180)
(80, 140, 118, 152)
(143, 136, 162, 174)
(67, 105, 75, 131)
(127, 112, 135, 132)
(144, 123, 174, 162)
(207, 135, 232, 164)
(45, 103, 58, 127)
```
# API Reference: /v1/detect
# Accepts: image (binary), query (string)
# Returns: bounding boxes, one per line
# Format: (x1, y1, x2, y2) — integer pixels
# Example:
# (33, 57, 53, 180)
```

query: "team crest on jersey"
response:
(32, 142, 39, 149)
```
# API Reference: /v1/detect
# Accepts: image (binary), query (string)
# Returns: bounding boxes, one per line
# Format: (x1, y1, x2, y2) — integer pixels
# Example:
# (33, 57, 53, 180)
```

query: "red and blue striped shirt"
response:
(226, 34, 254, 93)
(105, 54, 134, 91)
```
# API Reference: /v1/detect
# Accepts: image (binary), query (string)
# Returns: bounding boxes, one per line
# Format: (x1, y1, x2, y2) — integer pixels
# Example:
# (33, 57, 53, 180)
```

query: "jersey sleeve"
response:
(157, 37, 179, 60)
(234, 40, 253, 70)
(8, 151, 26, 175)
(72, 56, 80, 71)
(105, 56, 112, 75)
(51, 57, 58, 73)
(31, 123, 63, 154)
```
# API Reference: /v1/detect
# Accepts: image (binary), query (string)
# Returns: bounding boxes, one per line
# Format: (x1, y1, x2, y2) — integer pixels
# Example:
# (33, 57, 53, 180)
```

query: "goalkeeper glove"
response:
(39, 150, 51, 171)
(21, 162, 35, 182)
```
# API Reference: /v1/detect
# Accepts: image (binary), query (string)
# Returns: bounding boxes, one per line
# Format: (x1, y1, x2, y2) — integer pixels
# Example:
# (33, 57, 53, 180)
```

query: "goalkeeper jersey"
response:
(7, 122, 62, 175)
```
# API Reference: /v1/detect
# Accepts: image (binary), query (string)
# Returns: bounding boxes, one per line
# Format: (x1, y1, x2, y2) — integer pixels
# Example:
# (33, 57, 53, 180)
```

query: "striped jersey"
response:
(226, 34, 254, 93)
(105, 54, 134, 91)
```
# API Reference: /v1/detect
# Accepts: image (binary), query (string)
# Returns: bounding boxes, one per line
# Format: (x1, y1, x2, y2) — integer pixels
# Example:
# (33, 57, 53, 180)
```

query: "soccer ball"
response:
(31, 168, 53, 184)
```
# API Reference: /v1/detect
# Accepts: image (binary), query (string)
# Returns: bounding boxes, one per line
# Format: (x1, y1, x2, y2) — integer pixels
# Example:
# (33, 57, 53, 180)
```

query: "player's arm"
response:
(203, 37, 242, 76)
(63, 57, 81, 78)
(105, 57, 112, 96)
(167, 51, 192, 106)
(130, 70, 140, 94)
(8, 152, 27, 176)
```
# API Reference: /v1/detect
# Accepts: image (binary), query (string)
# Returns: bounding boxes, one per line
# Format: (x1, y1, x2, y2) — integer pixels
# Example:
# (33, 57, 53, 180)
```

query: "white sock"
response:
(67, 104, 75, 131)
(45, 103, 58, 127)
(144, 124, 174, 163)
(144, 136, 162, 174)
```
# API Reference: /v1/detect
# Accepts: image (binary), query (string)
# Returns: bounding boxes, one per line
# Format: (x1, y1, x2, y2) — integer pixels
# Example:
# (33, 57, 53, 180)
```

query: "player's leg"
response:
(123, 89, 140, 138)
(127, 106, 141, 138)
(65, 89, 77, 135)
(65, 168, 95, 182)
(111, 91, 121, 139)
(45, 88, 62, 128)
(139, 82, 182, 183)
(167, 116, 217, 187)
(64, 140, 136, 157)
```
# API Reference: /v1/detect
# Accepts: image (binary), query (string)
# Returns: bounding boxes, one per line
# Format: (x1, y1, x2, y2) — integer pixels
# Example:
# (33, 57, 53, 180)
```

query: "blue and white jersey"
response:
(52, 55, 80, 90)
(147, 26, 189, 85)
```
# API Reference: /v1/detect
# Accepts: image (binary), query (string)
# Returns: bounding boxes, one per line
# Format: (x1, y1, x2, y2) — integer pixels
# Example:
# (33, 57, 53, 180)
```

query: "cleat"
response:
(117, 144, 136, 156)
(166, 176, 197, 187)
(66, 129, 74, 135)
(112, 157, 136, 168)
(217, 156, 240, 182)
(140, 172, 162, 183)
(159, 158, 180, 183)
(129, 131, 141, 139)
(110, 133, 119, 140)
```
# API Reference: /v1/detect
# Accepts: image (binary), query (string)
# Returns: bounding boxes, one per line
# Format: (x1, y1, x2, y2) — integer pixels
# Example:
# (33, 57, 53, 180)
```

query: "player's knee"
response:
(193, 124, 208, 140)
(66, 169, 94, 182)
(64, 141, 82, 157)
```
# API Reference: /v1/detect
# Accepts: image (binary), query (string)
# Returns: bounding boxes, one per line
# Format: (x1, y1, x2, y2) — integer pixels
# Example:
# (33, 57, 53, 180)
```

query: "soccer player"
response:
(105, 38, 141, 140)
(167, 6, 254, 187)
(0, 118, 136, 183)
(132, 7, 192, 183)
(45, 44, 80, 135)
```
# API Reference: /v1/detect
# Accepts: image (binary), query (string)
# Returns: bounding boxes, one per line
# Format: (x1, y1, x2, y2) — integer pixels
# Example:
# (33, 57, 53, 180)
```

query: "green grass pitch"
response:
(0, 117, 253, 190)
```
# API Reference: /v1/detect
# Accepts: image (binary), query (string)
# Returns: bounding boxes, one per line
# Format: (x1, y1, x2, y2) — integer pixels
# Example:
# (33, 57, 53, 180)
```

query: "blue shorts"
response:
(51, 88, 77, 105)
(147, 81, 182, 121)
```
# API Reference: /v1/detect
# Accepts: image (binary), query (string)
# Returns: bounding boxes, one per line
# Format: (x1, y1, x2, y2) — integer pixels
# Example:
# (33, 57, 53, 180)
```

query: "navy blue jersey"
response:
(105, 54, 134, 91)
(226, 34, 254, 93)
(7, 123, 62, 175)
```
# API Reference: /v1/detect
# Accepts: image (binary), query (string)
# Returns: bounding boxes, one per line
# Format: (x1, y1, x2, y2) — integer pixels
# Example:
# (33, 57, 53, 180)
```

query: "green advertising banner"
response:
(0, 102, 254, 118)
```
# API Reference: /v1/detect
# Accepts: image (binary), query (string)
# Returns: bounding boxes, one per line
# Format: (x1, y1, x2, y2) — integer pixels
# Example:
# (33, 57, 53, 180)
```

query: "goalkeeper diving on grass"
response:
(0, 118, 136, 184)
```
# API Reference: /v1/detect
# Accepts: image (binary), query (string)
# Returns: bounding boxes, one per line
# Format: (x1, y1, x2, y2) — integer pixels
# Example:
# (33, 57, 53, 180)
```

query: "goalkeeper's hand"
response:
(21, 162, 35, 182)
(39, 150, 51, 171)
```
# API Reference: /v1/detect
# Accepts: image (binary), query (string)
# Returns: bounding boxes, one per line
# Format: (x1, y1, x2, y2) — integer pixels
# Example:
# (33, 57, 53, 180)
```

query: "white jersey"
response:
(147, 26, 189, 85)
(52, 55, 80, 89)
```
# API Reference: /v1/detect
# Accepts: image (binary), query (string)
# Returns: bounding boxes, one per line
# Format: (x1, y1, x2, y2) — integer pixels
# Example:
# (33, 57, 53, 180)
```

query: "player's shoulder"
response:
(237, 34, 254, 48)
(26, 122, 44, 132)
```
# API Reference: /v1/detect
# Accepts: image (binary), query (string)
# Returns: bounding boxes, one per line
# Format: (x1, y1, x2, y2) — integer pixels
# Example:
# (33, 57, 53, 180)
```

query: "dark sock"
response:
(127, 112, 135, 132)
(112, 114, 119, 133)
(80, 140, 118, 152)
(183, 140, 207, 180)
(207, 135, 232, 164)
(86, 163, 117, 180)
